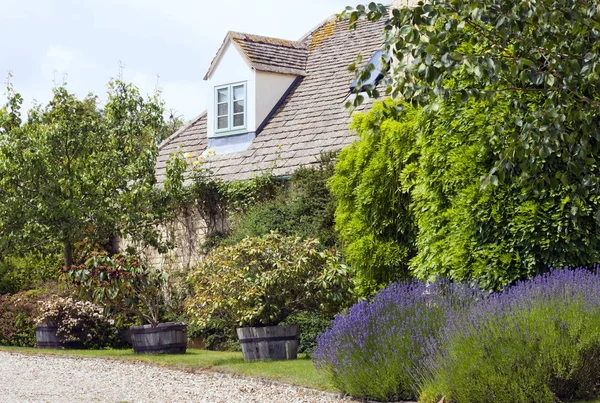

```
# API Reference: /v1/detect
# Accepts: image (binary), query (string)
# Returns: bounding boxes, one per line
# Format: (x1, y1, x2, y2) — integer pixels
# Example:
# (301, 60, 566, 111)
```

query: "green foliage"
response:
(165, 152, 278, 238)
(63, 253, 168, 327)
(0, 283, 60, 347)
(329, 99, 420, 285)
(338, 1, 600, 288)
(0, 79, 169, 267)
(0, 253, 61, 295)
(280, 311, 331, 355)
(186, 232, 356, 330)
(410, 94, 600, 289)
(227, 154, 338, 247)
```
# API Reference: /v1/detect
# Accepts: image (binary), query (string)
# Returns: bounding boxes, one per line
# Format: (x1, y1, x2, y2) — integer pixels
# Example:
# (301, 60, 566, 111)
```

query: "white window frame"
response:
(214, 82, 247, 135)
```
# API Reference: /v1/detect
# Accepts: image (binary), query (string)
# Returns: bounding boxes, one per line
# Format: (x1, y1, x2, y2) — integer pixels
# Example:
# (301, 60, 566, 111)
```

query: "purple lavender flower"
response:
(313, 278, 482, 401)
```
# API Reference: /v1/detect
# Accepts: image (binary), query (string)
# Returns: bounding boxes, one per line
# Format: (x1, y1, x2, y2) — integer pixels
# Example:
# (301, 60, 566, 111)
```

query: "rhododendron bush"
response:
(63, 253, 168, 327)
(186, 232, 356, 330)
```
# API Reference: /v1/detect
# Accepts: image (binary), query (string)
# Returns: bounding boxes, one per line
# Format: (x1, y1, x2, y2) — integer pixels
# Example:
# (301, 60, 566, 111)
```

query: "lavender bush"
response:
(420, 267, 600, 403)
(313, 279, 482, 401)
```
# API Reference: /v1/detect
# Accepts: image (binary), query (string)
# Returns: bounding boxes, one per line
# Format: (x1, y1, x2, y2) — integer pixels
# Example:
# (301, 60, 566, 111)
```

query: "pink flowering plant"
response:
(36, 296, 116, 348)
(63, 253, 168, 327)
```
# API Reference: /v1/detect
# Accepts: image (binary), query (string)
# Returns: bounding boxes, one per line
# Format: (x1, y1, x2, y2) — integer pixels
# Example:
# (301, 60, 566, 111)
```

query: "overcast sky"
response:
(0, 0, 357, 121)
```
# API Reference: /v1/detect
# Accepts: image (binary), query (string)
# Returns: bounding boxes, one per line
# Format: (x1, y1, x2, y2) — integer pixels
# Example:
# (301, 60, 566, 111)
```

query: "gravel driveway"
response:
(0, 351, 351, 403)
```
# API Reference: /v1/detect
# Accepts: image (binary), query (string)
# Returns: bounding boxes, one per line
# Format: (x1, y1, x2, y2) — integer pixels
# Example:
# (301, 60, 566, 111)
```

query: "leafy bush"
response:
(420, 267, 600, 403)
(0, 253, 61, 295)
(227, 154, 338, 248)
(187, 232, 356, 331)
(280, 311, 332, 355)
(36, 296, 119, 349)
(63, 253, 168, 327)
(313, 279, 481, 401)
(0, 293, 39, 347)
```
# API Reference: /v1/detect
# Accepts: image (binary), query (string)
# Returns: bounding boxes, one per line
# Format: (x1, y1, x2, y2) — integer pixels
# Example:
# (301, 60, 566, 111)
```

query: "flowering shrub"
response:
(63, 253, 168, 327)
(0, 293, 39, 347)
(186, 232, 356, 329)
(313, 279, 482, 401)
(36, 296, 117, 349)
(420, 267, 600, 403)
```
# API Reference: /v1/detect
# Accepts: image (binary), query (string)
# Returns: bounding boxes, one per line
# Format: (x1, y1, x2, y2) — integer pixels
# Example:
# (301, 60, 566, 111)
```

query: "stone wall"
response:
(126, 205, 209, 272)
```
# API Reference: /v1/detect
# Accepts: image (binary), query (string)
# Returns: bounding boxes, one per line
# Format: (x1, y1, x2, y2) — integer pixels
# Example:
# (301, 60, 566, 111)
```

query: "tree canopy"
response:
(0, 79, 169, 266)
(334, 1, 600, 289)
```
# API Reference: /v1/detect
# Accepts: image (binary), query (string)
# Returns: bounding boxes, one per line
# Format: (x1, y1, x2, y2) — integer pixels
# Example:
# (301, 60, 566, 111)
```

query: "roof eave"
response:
(253, 64, 307, 77)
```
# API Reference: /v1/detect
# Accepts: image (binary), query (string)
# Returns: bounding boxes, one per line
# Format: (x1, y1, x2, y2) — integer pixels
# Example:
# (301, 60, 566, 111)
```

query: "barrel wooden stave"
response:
(130, 322, 187, 354)
(236, 324, 299, 361)
(35, 323, 84, 349)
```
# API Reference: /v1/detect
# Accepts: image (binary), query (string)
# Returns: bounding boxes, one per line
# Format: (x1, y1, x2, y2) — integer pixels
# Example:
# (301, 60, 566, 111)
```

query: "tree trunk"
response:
(64, 242, 73, 268)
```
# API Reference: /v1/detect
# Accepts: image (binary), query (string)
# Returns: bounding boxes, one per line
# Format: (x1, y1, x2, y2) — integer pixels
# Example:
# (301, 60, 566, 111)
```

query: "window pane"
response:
(217, 116, 228, 129)
(233, 100, 244, 114)
(233, 114, 244, 127)
(233, 85, 244, 101)
(217, 102, 228, 116)
(217, 88, 228, 103)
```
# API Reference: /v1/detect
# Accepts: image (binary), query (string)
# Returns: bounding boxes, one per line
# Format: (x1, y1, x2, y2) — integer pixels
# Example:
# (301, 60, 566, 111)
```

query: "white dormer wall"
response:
(255, 71, 297, 127)
(206, 41, 256, 138)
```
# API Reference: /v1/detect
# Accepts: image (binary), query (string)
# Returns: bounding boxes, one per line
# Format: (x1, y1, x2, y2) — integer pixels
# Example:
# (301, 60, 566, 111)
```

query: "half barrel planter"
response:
(236, 324, 299, 361)
(35, 322, 84, 349)
(130, 322, 187, 354)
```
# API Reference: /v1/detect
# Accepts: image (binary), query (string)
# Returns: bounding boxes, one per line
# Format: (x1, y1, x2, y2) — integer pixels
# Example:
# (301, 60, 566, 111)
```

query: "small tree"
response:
(0, 79, 170, 266)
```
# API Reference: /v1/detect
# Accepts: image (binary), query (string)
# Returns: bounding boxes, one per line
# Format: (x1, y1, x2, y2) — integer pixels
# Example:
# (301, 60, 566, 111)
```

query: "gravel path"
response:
(0, 351, 352, 403)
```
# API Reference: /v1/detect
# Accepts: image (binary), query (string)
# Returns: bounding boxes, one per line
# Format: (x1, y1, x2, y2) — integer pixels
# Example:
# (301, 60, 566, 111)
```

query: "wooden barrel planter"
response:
(130, 322, 187, 354)
(236, 324, 299, 361)
(35, 323, 84, 349)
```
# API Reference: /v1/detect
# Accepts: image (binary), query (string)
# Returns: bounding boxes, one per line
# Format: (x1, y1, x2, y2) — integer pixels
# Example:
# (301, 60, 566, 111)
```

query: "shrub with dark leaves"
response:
(0, 293, 39, 347)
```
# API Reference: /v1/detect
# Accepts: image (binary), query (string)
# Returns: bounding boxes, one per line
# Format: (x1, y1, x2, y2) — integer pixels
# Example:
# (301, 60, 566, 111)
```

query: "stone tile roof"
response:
(157, 17, 385, 183)
(204, 32, 309, 79)
(232, 32, 308, 76)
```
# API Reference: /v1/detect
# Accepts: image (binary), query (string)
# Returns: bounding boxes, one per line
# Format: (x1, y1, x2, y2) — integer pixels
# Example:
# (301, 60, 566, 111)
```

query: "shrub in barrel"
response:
(63, 252, 186, 354)
(187, 232, 356, 361)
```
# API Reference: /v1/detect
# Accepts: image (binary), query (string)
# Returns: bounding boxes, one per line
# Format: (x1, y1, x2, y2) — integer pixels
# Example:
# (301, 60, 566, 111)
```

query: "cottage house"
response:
(149, 5, 410, 270)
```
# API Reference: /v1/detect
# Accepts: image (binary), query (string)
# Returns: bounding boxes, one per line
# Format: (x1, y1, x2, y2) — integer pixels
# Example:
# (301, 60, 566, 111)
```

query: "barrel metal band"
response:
(239, 335, 298, 344)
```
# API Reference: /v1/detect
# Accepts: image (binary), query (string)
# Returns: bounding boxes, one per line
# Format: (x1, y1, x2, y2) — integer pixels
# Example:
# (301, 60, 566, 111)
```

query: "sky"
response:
(0, 0, 357, 121)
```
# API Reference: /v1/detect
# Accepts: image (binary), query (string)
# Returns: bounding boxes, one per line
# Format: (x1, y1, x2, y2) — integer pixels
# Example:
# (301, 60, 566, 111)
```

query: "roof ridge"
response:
(229, 31, 307, 49)
(158, 111, 207, 152)
(297, 14, 336, 44)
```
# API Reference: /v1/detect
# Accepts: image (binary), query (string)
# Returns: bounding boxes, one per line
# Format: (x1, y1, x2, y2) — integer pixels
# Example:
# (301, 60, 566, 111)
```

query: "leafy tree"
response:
(0, 79, 169, 267)
(329, 99, 420, 284)
(335, 1, 600, 288)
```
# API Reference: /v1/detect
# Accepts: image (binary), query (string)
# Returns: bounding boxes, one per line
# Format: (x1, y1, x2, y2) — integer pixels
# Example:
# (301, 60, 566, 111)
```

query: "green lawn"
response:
(0, 346, 333, 391)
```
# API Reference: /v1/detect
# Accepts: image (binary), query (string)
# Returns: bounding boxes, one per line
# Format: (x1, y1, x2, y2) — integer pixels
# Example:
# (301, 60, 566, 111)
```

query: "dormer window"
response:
(215, 82, 246, 134)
